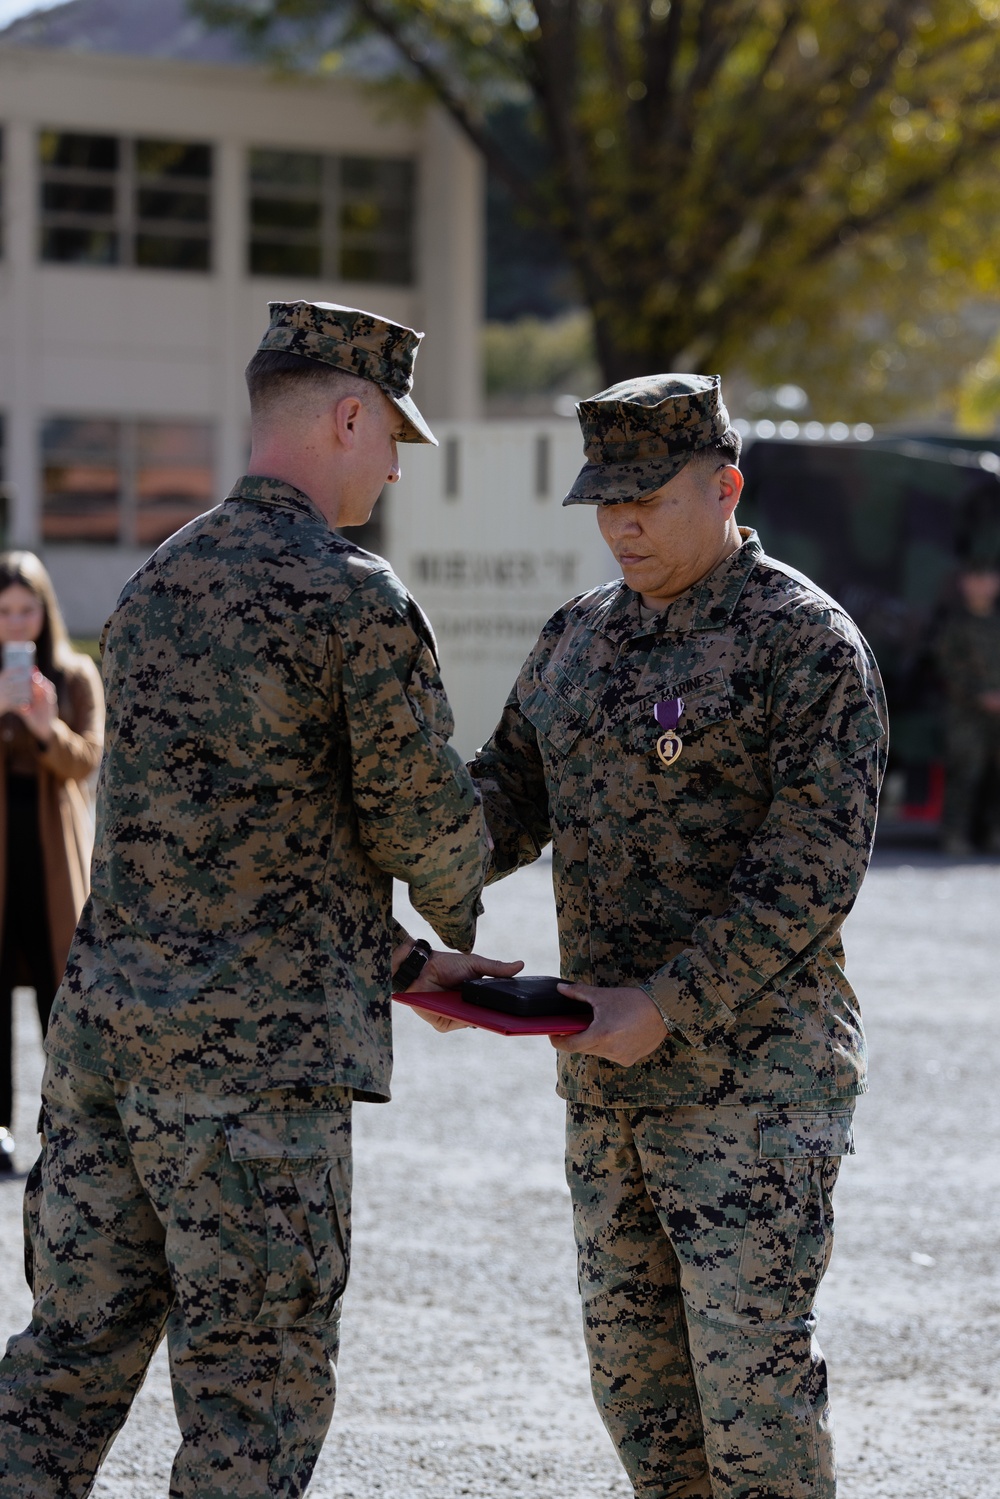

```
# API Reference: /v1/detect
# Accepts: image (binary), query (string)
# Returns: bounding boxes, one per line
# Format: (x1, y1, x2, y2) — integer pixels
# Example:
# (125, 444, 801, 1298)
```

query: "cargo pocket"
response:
(735, 1110, 854, 1320)
(220, 1111, 352, 1328)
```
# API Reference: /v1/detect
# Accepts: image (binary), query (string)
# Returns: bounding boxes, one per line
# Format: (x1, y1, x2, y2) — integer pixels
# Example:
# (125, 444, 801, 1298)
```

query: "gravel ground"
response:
(2, 848, 1000, 1496)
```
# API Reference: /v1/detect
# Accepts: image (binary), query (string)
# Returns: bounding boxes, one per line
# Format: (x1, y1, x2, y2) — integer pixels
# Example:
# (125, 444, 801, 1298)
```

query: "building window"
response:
(42, 417, 121, 543)
(38, 132, 213, 271)
(248, 148, 414, 285)
(41, 417, 215, 546)
(135, 421, 215, 547)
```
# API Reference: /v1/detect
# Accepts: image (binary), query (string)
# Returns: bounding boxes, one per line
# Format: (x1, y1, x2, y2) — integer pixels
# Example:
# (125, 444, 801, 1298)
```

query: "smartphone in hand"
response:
(3, 641, 35, 708)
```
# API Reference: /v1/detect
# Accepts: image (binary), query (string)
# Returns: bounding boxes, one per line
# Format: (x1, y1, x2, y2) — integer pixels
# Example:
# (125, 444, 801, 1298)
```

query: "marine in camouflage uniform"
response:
(0, 303, 491, 1499)
(932, 565, 1000, 853)
(469, 375, 887, 1498)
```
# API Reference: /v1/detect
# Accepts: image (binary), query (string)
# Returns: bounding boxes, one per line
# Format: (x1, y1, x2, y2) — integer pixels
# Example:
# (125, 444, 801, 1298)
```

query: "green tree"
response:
(195, 0, 1000, 411)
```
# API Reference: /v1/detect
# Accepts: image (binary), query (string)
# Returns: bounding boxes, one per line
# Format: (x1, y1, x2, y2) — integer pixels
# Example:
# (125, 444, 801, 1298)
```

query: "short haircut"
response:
(244, 349, 374, 416)
(690, 429, 743, 470)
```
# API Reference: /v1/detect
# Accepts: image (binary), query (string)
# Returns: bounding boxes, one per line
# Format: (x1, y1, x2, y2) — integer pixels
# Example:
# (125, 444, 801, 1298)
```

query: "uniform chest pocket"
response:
(520, 665, 597, 757)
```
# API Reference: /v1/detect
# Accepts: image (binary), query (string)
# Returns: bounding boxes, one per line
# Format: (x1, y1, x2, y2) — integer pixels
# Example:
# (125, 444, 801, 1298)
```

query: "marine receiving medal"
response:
(469, 372, 887, 1499)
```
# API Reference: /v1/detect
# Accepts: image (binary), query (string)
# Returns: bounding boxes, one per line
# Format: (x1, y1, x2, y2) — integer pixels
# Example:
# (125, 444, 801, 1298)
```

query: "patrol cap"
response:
(257, 300, 438, 445)
(563, 373, 736, 505)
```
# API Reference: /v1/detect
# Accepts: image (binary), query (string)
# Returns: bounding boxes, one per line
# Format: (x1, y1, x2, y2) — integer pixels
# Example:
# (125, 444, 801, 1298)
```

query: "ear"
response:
(330, 395, 365, 449)
(717, 464, 743, 521)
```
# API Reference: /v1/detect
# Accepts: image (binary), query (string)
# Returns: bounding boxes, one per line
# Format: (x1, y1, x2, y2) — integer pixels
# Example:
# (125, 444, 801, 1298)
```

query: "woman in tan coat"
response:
(0, 552, 103, 1171)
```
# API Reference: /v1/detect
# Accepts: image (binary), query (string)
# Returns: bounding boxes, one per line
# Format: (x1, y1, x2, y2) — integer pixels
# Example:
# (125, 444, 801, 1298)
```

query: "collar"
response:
(226, 475, 325, 523)
(590, 528, 763, 643)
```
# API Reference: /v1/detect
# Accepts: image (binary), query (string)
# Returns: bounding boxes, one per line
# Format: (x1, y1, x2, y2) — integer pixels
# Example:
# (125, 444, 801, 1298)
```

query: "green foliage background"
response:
(194, 0, 1000, 425)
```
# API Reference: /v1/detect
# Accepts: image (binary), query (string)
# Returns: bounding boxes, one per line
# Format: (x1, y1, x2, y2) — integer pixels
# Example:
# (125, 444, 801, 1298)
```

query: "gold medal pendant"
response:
(656, 730, 683, 767)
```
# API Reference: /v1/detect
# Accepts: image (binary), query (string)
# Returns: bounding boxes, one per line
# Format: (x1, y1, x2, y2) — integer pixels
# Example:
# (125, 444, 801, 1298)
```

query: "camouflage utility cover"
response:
(564, 373, 735, 505)
(44, 476, 487, 1100)
(470, 529, 887, 1107)
(259, 300, 438, 446)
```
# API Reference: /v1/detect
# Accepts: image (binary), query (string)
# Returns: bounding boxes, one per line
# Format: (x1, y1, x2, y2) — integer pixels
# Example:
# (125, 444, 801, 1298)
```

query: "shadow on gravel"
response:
(870, 839, 1000, 870)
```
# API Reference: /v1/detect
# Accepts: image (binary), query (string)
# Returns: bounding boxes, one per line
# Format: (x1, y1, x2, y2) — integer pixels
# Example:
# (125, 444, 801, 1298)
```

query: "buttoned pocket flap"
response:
(520, 666, 596, 755)
(225, 1113, 350, 1164)
(221, 1109, 352, 1327)
(758, 1111, 855, 1160)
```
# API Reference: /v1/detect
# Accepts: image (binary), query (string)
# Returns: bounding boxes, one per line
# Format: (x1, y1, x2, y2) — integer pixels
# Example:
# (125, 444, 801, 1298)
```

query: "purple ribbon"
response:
(653, 697, 685, 731)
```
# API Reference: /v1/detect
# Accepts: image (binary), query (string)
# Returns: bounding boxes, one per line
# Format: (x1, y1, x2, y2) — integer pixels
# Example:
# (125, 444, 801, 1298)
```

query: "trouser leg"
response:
(682, 1306, 833, 1498)
(3, 772, 57, 1035)
(982, 720, 1000, 848)
(167, 1321, 341, 1499)
(942, 715, 989, 842)
(568, 1101, 851, 1499)
(158, 1086, 352, 1499)
(0, 979, 12, 1130)
(633, 1104, 850, 1499)
(0, 1058, 172, 1499)
(0, 1067, 353, 1499)
(567, 1103, 712, 1499)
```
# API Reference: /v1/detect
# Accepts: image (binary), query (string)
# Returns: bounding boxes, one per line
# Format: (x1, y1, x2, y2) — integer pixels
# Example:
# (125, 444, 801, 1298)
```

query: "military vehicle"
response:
(739, 433, 1000, 839)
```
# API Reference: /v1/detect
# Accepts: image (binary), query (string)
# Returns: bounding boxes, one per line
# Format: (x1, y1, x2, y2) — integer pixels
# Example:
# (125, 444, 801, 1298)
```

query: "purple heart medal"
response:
(653, 697, 685, 767)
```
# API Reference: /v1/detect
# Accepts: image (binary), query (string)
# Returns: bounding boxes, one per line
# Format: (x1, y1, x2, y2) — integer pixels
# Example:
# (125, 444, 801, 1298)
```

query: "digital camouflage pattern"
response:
(258, 300, 438, 445)
(563, 374, 735, 505)
(471, 528, 887, 1108)
(933, 608, 1000, 845)
(470, 524, 885, 1495)
(45, 474, 487, 1101)
(0, 472, 487, 1496)
(568, 1102, 852, 1498)
(0, 1057, 352, 1499)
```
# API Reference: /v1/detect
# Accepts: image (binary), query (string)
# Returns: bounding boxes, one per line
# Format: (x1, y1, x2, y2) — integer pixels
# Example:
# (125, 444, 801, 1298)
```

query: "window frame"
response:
(38, 129, 214, 272)
(40, 414, 217, 548)
(247, 146, 415, 286)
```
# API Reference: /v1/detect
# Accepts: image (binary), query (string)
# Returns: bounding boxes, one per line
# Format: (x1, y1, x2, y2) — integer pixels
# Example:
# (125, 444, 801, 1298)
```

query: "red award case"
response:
(394, 974, 592, 1035)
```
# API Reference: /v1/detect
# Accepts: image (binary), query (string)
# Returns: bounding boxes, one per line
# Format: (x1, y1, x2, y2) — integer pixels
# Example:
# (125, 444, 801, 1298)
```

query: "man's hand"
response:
(407, 950, 524, 1033)
(549, 983, 669, 1067)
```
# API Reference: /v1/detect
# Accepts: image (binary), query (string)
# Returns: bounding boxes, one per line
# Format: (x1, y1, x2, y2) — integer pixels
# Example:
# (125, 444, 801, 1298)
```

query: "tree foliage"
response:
(194, 0, 1000, 416)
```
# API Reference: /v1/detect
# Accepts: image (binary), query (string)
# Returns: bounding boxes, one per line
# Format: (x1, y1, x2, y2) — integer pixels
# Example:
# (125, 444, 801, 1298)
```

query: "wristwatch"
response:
(394, 938, 432, 991)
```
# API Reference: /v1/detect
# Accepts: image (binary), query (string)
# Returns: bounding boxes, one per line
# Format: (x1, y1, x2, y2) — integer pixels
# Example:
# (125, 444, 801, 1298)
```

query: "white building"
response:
(0, 11, 618, 754)
(0, 37, 484, 630)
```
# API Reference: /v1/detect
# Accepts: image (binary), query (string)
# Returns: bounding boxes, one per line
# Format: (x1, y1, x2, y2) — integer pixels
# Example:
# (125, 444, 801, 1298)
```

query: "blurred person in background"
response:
(934, 557, 1000, 856)
(0, 552, 103, 1174)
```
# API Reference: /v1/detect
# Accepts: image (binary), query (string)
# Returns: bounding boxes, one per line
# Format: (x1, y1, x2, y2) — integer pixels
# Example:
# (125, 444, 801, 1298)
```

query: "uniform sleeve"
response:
(389, 916, 412, 949)
(467, 658, 553, 880)
(338, 572, 488, 952)
(641, 630, 887, 1048)
(38, 655, 104, 784)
